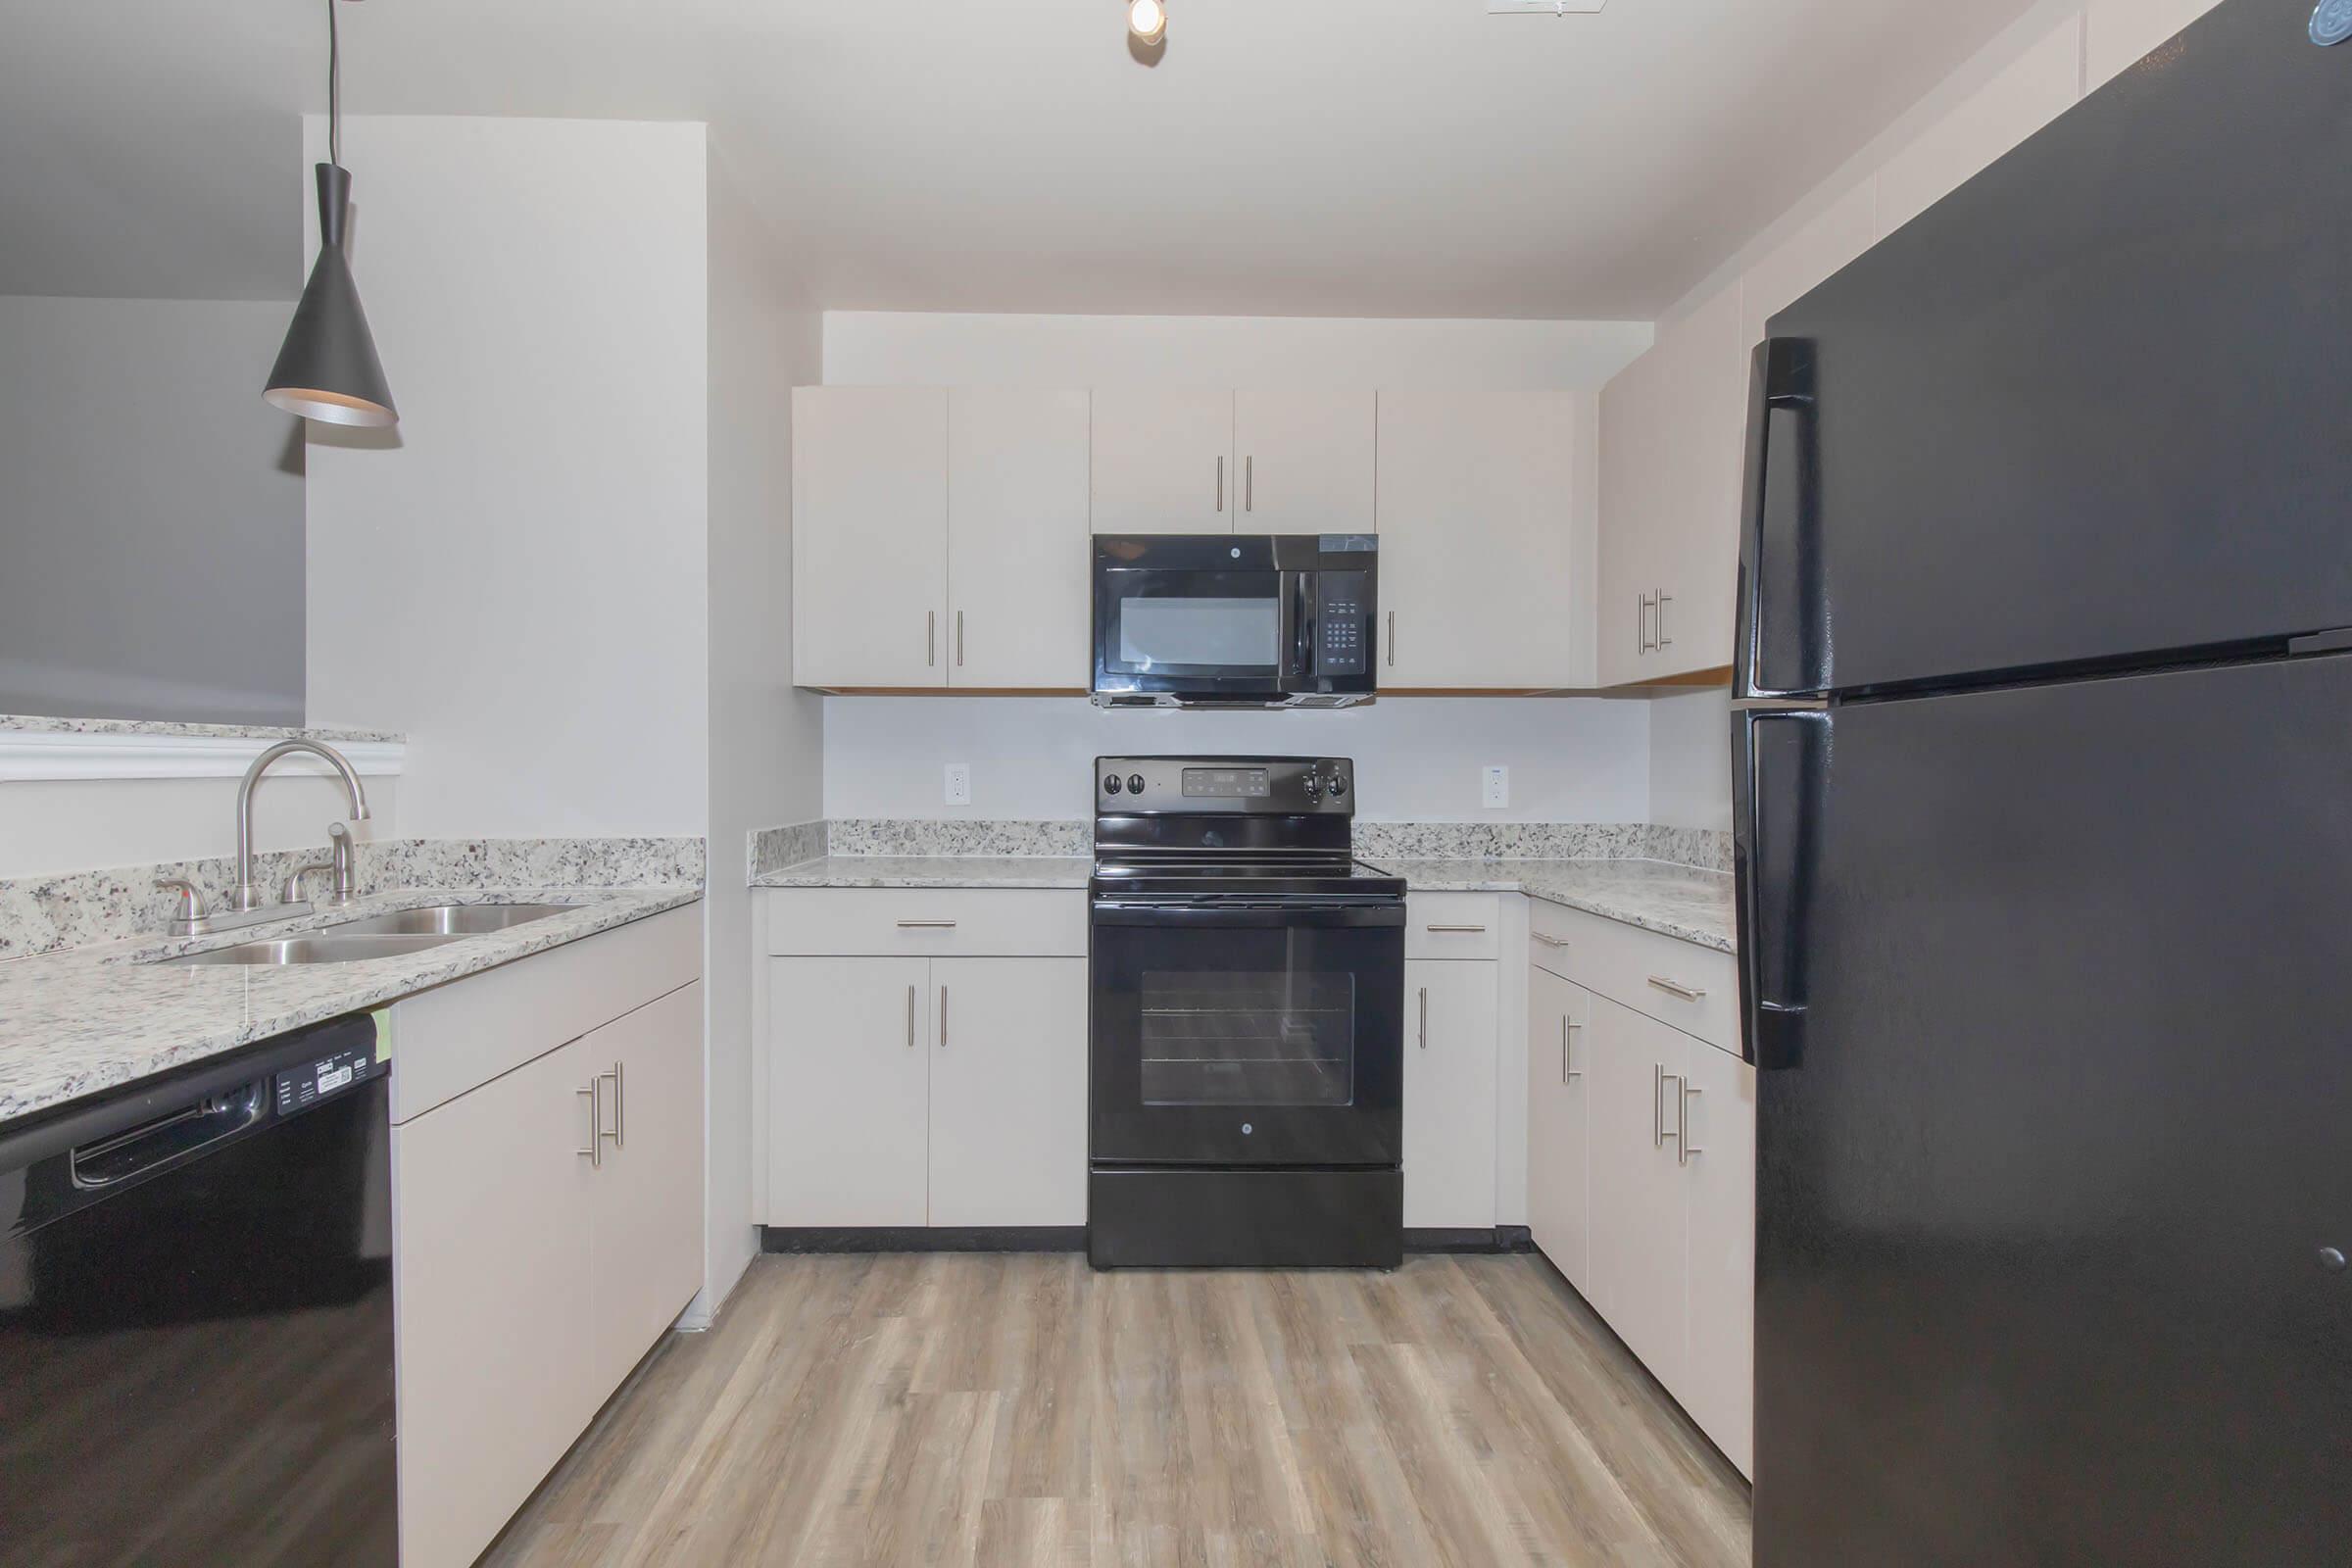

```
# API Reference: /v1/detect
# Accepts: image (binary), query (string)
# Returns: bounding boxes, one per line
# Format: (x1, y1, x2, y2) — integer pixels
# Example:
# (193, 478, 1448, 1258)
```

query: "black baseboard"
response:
(1405, 1224, 1536, 1254)
(760, 1226, 1086, 1254)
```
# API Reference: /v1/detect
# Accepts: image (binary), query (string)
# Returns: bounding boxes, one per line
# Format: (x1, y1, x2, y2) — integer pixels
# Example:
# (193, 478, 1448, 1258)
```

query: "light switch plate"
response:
(945, 763, 971, 807)
(1482, 765, 1509, 809)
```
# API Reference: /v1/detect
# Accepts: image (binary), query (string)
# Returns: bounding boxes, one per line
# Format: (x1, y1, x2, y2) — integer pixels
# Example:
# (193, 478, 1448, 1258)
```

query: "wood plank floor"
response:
(480, 1252, 1750, 1567)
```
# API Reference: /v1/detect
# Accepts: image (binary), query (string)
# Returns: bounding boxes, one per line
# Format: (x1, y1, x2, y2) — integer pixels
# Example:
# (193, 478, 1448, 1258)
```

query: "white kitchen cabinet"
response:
(584, 983, 707, 1392)
(1596, 280, 1744, 686)
(791, 386, 950, 688)
(926, 956, 1089, 1227)
(1875, 15, 2082, 239)
(1375, 387, 1580, 689)
(948, 387, 1091, 688)
(1680, 1035, 1758, 1478)
(1587, 995, 1690, 1384)
(1403, 956, 1499, 1230)
(1526, 966, 1592, 1295)
(395, 1034, 599, 1568)
(1092, 386, 1235, 533)
(1231, 388, 1375, 530)
(765, 956, 934, 1227)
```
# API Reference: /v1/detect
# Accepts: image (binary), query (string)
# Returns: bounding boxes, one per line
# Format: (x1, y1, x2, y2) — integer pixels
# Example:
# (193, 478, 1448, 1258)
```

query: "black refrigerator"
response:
(1734, 2, 2352, 1562)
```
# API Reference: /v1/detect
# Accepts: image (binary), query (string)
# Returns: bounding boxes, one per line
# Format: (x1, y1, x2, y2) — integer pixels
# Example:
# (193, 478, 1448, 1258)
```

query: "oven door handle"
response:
(1092, 901, 1406, 930)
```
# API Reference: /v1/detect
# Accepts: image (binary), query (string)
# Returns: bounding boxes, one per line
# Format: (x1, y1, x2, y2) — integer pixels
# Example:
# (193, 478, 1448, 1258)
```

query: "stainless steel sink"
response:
(324, 903, 573, 937)
(167, 933, 466, 966)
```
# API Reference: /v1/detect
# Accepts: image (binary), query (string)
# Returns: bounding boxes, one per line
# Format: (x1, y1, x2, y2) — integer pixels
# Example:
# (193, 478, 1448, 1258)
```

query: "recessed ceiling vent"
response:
(1487, 0, 1607, 14)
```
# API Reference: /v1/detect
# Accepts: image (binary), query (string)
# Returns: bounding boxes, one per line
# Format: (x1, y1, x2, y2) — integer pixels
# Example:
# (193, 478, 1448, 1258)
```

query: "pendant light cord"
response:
(327, 0, 341, 169)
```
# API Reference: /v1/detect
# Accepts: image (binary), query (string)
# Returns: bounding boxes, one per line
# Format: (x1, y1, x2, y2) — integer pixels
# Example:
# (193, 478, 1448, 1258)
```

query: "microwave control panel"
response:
(1316, 571, 1371, 675)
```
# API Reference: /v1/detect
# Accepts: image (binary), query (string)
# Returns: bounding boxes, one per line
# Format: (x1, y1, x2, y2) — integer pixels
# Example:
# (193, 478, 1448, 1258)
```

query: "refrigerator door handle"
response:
(1736, 336, 1818, 701)
(1735, 704, 1829, 1069)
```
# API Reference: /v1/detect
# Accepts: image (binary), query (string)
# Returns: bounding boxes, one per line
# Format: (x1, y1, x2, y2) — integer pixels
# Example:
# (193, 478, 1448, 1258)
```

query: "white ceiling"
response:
(2, 0, 2043, 316)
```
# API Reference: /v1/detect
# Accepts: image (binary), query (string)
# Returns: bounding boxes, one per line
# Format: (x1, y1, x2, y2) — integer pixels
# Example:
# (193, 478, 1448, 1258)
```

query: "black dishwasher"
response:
(0, 1012, 396, 1566)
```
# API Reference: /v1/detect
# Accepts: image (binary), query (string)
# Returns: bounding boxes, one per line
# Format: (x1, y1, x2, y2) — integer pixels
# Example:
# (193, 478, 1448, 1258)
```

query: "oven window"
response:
(1140, 969, 1354, 1106)
(1117, 596, 1280, 671)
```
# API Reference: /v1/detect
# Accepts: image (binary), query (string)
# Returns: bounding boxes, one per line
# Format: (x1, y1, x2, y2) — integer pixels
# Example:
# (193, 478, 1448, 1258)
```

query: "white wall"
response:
(0, 773, 399, 879)
(304, 116, 712, 838)
(1646, 689, 1732, 834)
(824, 313, 1651, 390)
(700, 140, 821, 1320)
(0, 296, 307, 726)
(825, 697, 1647, 824)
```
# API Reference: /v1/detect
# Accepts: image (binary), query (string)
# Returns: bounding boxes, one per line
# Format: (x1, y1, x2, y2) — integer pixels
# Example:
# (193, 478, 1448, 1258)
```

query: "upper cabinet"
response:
(1091, 387, 1235, 534)
(1091, 387, 1376, 535)
(794, 385, 1092, 692)
(1597, 282, 1744, 687)
(792, 386, 949, 689)
(1231, 389, 1375, 531)
(1376, 388, 1580, 690)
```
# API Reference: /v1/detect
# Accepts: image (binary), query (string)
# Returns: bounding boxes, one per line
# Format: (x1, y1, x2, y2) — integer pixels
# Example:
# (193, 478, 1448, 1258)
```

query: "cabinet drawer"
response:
(1528, 898, 1580, 981)
(1405, 894, 1501, 960)
(1537, 900, 1740, 1056)
(764, 887, 1086, 957)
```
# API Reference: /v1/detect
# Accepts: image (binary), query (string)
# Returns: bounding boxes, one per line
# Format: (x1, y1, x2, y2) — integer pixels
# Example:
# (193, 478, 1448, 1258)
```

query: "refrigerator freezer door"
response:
(1749, 652, 2352, 1566)
(1747, 0, 2352, 697)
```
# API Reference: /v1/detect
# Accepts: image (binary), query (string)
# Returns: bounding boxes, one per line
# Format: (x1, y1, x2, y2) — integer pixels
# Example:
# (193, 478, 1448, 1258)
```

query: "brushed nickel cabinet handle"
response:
(577, 1082, 601, 1168)
(1679, 1081, 1702, 1166)
(939, 985, 949, 1049)
(1646, 974, 1706, 1001)
(1531, 932, 1569, 949)
(1245, 454, 1253, 512)
(1564, 1018, 1583, 1082)
(1216, 455, 1225, 514)
(906, 984, 916, 1048)
(927, 611, 936, 667)
(1425, 924, 1488, 934)
(1654, 1064, 1685, 1149)
(956, 610, 964, 667)
(1387, 611, 1396, 667)
(1418, 987, 1429, 1050)
(1656, 591, 1675, 650)
(896, 919, 957, 929)
(598, 1064, 622, 1151)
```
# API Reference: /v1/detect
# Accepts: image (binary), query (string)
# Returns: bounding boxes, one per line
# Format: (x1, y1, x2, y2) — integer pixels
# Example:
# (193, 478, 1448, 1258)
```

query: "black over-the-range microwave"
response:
(1091, 534, 1378, 709)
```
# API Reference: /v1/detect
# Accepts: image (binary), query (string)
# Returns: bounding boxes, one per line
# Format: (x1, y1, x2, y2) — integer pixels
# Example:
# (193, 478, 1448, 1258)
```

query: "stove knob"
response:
(1127, 774, 1145, 795)
(1302, 776, 1323, 802)
(1103, 774, 1122, 795)
(1329, 773, 1348, 798)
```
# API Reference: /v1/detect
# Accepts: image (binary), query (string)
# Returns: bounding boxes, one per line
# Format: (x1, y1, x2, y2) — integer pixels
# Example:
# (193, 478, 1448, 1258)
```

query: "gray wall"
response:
(0, 294, 305, 724)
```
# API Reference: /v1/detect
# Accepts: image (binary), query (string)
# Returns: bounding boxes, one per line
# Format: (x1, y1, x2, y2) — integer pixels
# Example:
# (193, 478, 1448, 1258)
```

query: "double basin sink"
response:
(165, 903, 572, 966)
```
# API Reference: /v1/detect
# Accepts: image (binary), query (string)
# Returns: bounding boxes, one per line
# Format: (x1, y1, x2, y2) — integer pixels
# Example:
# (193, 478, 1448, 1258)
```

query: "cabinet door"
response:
(926, 957, 1089, 1227)
(1091, 387, 1234, 534)
(586, 982, 706, 1393)
(1402, 958, 1499, 1230)
(1376, 388, 1578, 689)
(791, 386, 949, 687)
(765, 957, 932, 1227)
(1526, 968, 1593, 1295)
(394, 1036, 598, 1568)
(1679, 1040, 1757, 1478)
(1232, 388, 1375, 531)
(948, 388, 1092, 689)
(1585, 995, 1689, 1392)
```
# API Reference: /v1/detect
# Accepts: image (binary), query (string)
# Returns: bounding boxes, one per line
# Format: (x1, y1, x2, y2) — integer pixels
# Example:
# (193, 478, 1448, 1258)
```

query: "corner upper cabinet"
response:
(1376, 388, 1579, 690)
(1092, 387, 1236, 534)
(947, 388, 1091, 688)
(1231, 389, 1375, 530)
(1596, 281, 1744, 687)
(792, 386, 950, 688)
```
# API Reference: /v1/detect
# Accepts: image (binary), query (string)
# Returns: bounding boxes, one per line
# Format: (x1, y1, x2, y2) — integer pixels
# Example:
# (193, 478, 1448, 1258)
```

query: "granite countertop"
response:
(0, 713, 402, 744)
(0, 886, 700, 1126)
(1370, 858, 1735, 952)
(752, 855, 1096, 890)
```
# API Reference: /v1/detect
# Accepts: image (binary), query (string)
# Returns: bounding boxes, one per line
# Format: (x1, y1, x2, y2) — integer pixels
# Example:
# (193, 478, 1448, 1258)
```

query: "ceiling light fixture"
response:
(1128, 0, 1168, 46)
(265, 0, 397, 428)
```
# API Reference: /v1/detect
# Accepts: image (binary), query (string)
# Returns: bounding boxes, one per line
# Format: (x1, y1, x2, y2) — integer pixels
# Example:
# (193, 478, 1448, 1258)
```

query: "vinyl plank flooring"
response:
(481, 1253, 1750, 1568)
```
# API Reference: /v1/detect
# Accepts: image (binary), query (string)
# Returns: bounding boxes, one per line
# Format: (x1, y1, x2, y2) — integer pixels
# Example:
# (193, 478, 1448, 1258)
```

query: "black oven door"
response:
(1091, 897, 1403, 1167)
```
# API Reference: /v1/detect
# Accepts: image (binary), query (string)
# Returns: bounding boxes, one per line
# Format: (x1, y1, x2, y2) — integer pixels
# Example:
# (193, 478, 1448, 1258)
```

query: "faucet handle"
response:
(280, 861, 335, 906)
(155, 879, 210, 936)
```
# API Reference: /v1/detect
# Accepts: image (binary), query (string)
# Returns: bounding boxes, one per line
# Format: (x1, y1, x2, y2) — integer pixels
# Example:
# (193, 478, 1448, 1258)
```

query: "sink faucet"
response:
(232, 740, 370, 913)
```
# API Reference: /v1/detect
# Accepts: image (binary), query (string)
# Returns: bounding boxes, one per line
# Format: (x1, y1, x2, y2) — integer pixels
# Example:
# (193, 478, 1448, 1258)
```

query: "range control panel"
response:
(1098, 757, 1354, 815)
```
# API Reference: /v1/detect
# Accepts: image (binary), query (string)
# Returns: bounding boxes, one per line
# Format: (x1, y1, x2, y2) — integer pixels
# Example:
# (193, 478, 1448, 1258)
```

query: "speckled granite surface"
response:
(0, 837, 706, 961)
(753, 855, 1094, 890)
(1375, 858, 1735, 952)
(0, 713, 402, 744)
(823, 819, 1092, 858)
(767, 819, 1731, 872)
(0, 887, 702, 1126)
(750, 820, 827, 879)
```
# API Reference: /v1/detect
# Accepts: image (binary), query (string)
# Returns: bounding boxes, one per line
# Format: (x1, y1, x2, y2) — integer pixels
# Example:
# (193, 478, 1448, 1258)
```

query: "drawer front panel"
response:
(1528, 897, 1580, 981)
(765, 888, 1087, 957)
(1405, 893, 1502, 960)
(1537, 900, 1739, 1055)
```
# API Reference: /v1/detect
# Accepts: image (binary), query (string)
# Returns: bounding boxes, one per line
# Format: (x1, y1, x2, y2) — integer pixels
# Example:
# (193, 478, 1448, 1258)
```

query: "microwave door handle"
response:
(1292, 573, 1314, 682)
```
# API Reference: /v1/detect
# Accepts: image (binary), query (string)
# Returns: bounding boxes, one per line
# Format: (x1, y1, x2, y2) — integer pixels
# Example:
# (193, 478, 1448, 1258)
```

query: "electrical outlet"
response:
(1482, 765, 1509, 809)
(944, 763, 971, 807)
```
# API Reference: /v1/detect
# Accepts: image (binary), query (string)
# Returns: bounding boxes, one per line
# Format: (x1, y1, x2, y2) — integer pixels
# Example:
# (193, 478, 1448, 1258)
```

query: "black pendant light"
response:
(265, 0, 396, 427)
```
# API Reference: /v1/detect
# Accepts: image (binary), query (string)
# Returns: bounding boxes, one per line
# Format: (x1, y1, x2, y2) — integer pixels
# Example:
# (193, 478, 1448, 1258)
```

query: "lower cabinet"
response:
(1403, 956, 1499, 1230)
(1526, 967, 1593, 1295)
(394, 979, 704, 1568)
(765, 954, 1088, 1228)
